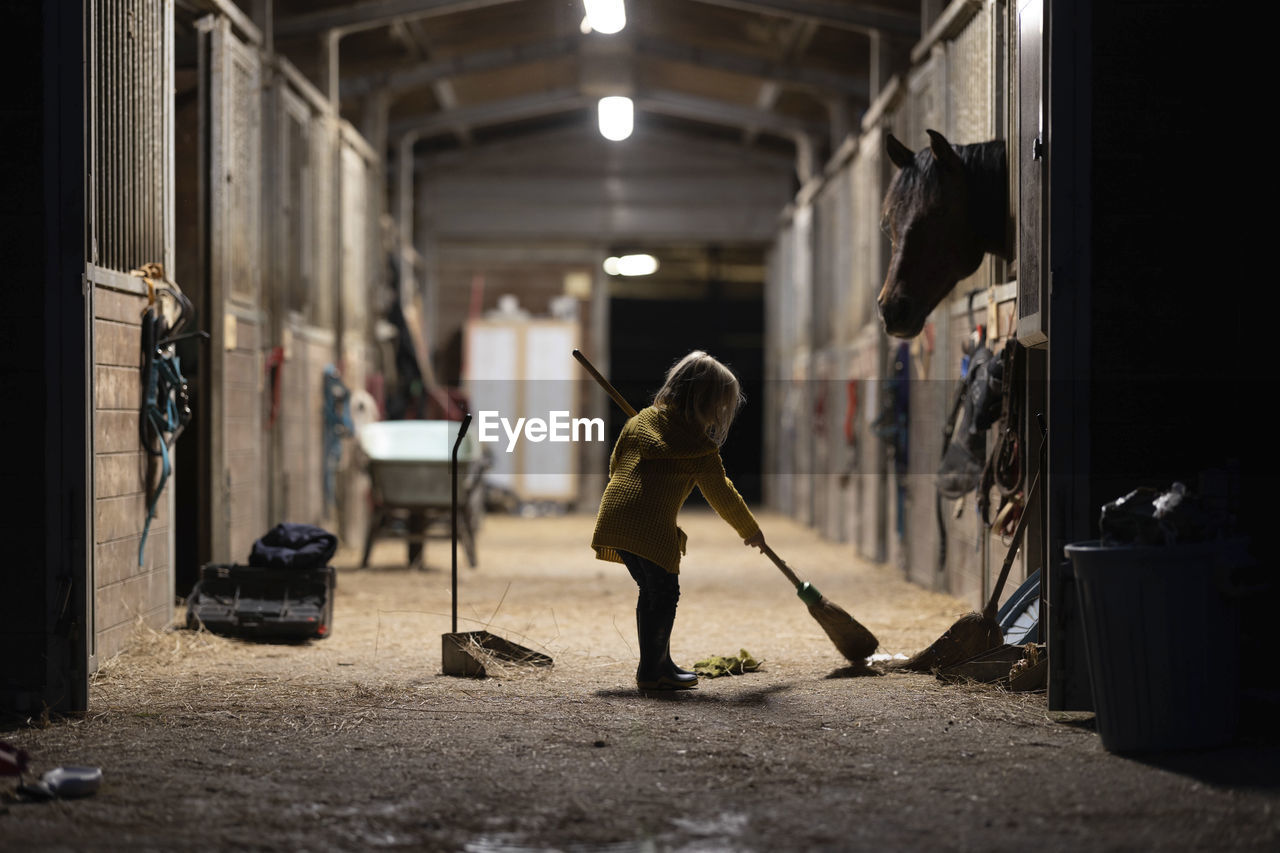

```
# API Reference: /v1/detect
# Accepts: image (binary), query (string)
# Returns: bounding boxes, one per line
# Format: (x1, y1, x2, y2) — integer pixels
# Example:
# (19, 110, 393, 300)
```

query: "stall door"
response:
(203, 16, 266, 563)
(1017, 0, 1047, 347)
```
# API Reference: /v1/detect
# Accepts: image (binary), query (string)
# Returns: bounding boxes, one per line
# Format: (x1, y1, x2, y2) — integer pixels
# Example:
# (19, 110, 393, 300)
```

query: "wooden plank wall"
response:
(79, 11, 386, 671)
(765, 1, 1019, 610)
(92, 284, 173, 661)
(85, 0, 176, 662)
(281, 323, 332, 526)
(337, 137, 377, 548)
(224, 311, 265, 563)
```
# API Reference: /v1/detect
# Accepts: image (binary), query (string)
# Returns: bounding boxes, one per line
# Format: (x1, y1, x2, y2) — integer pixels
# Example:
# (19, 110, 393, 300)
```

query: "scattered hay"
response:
(78, 514, 974, 724)
(94, 612, 227, 683)
(455, 635, 527, 679)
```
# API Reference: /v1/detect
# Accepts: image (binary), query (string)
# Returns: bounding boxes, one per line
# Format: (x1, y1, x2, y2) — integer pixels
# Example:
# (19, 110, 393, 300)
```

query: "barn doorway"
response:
(607, 244, 766, 504)
(171, 9, 205, 598)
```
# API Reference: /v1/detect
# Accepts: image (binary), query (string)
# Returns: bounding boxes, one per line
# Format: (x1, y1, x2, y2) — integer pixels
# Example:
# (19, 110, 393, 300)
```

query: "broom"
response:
(899, 423, 1045, 673)
(759, 544, 879, 662)
(573, 348, 879, 665)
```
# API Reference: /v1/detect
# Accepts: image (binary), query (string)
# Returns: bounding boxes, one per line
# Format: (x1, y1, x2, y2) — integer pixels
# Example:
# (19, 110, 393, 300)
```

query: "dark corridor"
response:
(607, 248, 765, 504)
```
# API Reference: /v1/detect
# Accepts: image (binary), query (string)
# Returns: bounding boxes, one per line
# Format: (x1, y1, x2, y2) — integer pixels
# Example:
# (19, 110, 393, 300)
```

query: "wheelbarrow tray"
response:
(358, 420, 483, 568)
(359, 420, 478, 507)
(367, 458, 467, 507)
(186, 564, 335, 640)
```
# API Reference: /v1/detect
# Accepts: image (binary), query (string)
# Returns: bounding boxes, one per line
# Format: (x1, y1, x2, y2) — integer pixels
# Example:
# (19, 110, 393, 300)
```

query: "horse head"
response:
(878, 129, 1008, 339)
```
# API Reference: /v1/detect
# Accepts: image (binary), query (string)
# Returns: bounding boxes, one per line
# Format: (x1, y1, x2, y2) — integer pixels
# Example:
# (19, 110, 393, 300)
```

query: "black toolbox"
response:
(186, 564, 335, 640)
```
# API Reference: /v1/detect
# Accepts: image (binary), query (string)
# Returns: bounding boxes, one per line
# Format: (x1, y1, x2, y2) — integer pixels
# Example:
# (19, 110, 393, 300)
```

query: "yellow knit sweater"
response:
(592, 405, 760, 574)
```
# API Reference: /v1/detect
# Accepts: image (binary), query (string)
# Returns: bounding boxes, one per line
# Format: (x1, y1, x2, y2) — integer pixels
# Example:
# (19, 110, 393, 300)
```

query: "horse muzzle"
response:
(878, 292, 926, 339)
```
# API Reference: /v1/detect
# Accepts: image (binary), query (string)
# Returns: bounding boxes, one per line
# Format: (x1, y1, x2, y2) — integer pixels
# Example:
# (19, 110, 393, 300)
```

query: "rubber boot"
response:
(663, 633, 696, 680)
(658, 600, 697, 684)
(636, 606, 698, 691)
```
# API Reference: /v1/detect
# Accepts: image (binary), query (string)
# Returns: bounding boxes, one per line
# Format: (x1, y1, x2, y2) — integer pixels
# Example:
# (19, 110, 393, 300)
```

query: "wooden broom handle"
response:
(573, 349, 637, 417)
(983, 421, 1047, 621)
(761, 543, 803, 588)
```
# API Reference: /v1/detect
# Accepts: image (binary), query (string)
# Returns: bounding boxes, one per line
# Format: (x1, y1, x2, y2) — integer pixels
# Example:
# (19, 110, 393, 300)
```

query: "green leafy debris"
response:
(692, 649, 763, 678)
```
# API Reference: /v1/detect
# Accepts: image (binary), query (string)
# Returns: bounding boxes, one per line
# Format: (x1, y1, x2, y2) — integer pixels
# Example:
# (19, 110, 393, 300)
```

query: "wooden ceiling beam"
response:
(687, 0, 919, 37)
(274, 0, 519, 39)
(394, 18, 471, 144)
(390, 87, 822, 144)
(344, 34, 869, 101)
(343, 36, 579, 98)
(633, 35, 868, 100)
(634, 90, 824, 140)
(745, 17, 818, 145)
(389, 88, 590, 139)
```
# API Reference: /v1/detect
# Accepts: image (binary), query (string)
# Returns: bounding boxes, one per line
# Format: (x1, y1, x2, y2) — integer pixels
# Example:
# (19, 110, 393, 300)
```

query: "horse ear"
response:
(886, 133, 915, 170)
(926, 129, 963, 171)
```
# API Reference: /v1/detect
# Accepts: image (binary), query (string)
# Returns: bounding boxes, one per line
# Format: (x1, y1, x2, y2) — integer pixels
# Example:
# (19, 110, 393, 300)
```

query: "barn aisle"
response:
(5, 513, 1277, 851)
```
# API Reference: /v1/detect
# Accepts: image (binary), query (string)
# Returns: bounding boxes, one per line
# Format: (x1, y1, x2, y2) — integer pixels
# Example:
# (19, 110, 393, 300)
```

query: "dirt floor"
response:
(4, 510, 1278, 851)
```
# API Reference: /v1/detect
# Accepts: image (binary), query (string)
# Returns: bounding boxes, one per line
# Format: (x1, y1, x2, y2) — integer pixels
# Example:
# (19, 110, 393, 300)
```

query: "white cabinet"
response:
(465, 319, 582, 502)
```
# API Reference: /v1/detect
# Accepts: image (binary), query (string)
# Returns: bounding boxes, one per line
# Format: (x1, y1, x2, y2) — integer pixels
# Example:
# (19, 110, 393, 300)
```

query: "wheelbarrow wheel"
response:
(460, 508, 478, 568)
(408, 510, 428, 568)
(361, 509, 385, 569)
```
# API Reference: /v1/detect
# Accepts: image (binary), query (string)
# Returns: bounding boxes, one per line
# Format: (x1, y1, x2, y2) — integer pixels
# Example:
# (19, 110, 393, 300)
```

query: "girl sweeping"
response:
(592, 351, 766, 691)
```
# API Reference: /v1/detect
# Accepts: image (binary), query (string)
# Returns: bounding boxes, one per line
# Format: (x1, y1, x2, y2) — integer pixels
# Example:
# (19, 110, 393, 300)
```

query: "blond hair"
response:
(653, 351, 743, 445)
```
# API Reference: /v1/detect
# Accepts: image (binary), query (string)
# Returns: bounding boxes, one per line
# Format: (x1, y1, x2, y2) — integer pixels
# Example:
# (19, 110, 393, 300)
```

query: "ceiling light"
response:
(597, 96, 633, 141)
(604, 254, 658, 276)
(583, 0, 626, 35)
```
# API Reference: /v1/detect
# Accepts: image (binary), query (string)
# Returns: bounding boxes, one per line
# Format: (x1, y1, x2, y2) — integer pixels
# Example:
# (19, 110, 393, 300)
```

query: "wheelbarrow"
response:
(356, 420, 484, 569)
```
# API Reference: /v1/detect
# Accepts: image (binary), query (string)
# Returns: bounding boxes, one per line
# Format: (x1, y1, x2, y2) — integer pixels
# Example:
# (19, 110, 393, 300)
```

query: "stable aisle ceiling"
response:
(266, 0, 921, 166)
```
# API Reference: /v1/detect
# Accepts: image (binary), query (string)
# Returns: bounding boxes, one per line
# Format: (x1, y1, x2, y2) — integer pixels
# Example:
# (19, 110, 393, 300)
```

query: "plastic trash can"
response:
(1064, 539, 1249, 752)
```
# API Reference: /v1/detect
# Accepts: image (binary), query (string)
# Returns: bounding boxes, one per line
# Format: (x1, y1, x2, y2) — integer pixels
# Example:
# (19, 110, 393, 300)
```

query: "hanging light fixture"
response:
(583, 0, 627, 35)
(597, 95, 633, 141)
(603, 254, 658, 276)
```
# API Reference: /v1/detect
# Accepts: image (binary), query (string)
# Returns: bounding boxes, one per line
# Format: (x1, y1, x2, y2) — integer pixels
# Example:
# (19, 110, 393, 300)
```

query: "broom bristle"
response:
(898, 612, 1003, 673)
(807, 597, 879, 663)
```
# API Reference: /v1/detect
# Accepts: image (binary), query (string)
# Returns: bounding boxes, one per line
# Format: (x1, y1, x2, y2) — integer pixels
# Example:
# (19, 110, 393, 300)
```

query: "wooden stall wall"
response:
(91, 283, 174, 662)
(763, 221, 795, 517)
(895, 22, 955, 596)
(811, 176, 843, 542)
(765, 0, 1021, 610)
(878, 2, 1016, 610)
(204, 15, 268, 565)
(872, 84, 913, 575)
(787, 204, 815, 528)
(916, 1, 1014, 608)
(177, 9, 384, 587)
(825, 168, 857, 548)
(193, 21, 384, 567)
(271, 65, 339, 532)
(278, 325, 334, 527)
(86, 0, 176, 663)
(766, 103, 899, 566)
(336, 127, 382, 548)
(35, 2, 390, 686)
(847, 128, 891, 565)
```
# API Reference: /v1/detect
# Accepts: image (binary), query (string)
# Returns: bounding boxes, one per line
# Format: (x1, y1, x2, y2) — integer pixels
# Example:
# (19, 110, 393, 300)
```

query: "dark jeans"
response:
(618, 551, 680, 614)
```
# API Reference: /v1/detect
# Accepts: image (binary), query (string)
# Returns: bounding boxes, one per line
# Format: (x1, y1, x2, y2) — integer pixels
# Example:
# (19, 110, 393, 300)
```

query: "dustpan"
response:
(442, 630, 553, 677)
(441, 413, 552, 677)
